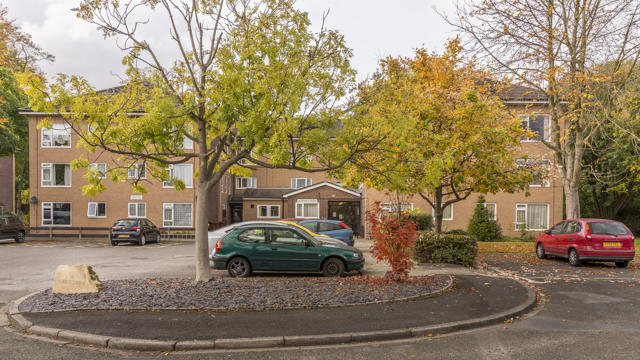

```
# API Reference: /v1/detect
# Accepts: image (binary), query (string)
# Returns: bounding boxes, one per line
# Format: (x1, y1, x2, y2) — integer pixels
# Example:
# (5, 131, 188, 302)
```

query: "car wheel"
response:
(227, 257, 251, 277)
(15, 231, 25, 244)
(615, 260, 630, 268)
(568, 249, 581, 267)
(156, 232, 161, 243)
(322, 258, 345, 277)
(536, 243, 546, 259)
(111, 241, 118, 246)
(139, 234, 146, 246)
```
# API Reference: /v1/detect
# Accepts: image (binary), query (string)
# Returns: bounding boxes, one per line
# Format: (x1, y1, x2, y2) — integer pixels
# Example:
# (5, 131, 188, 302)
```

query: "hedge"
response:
(406, 213, 434, 231)
(413, 231, 478, 267)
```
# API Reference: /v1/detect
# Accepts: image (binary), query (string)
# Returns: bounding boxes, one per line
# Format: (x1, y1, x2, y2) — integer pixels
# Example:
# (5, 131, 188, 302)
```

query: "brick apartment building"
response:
(21, 85, 562, 237)
(0, 155, 14, 215)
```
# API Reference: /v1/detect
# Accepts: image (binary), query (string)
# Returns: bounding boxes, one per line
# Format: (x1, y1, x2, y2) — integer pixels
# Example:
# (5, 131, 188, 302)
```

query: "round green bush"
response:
(413, 231, 478, 267)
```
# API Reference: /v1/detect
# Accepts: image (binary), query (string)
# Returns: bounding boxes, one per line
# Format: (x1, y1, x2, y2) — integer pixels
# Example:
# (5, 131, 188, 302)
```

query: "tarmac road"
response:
(2, 241, 640, 359)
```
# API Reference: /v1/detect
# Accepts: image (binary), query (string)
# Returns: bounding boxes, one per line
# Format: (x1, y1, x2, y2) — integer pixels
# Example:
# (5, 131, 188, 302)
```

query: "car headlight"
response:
(351, 252, 360, 258)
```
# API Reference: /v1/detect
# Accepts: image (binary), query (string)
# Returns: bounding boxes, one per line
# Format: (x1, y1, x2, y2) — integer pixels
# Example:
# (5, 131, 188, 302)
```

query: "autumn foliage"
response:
(367, 201, 418, 282)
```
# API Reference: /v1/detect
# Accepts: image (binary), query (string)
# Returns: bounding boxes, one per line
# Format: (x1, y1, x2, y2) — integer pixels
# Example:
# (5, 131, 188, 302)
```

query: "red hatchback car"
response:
(535, 219, 635, 267)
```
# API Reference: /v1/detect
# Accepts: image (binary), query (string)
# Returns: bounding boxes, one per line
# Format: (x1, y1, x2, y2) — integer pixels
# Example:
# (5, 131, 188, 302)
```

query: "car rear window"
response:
(115, 220, 138, 227)
(319, 222, 342, 231)
(588, 222, 631, 236)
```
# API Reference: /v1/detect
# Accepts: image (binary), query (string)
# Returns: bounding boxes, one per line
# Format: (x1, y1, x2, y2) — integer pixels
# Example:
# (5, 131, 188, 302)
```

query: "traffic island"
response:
(6, 275, 538, 352)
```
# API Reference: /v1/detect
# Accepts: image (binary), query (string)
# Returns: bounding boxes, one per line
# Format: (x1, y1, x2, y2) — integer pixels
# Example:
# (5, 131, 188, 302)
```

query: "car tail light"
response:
(133, 226, 141, 232)
(215, 238, 223, 252)
(585, 223, 592, 240)
(339, 222, 351, 229)
(111, 227, 117, 230)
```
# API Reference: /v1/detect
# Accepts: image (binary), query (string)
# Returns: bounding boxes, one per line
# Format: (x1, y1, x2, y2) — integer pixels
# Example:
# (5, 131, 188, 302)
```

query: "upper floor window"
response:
(291, 177, 312, 189)
(41, 163, 71, 187)
(89, 163, 107, 179)
(41, 123, 71, 148)
(520, 114, 550, 142)
(128, 164, 146, 179)
(183, 136, 194, 150)
(163, 164, 193, 188)
(380, 202, 413, 213)
(236, 177, 257, 189)
(516, 159, 551, 187)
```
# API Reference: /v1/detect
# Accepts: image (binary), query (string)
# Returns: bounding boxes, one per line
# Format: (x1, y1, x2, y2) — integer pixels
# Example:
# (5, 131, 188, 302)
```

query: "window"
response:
(319, 222, 343, 232)
(89, 163, 107, 179)
(515, 203, 548, 231)
(87, 202, 106, 218)
(128, 164, 146, 179)
(163, 164, 193, 188)
(520, 114, 551, 141)
(381, 202, 413, 213)
(41, 123, 71, 148)
(238, 228, 267, 243)
(257, 205, 280, 218)
(296, 200, 319, 219)
(163, 203, 193, 227)
(41, 163, 71, 187)
(270, 228, 307, 246)
(42, 202, 71, 226)
(549, 222, 566, 235)
(291, 177, 312, 189)
(220, 174, 231, 194)
(183, 136, 194, 150)
(236, 177, 257, 189)
(516, 159, 551, 187)
(483, 203, 497, 220)
(432, 204, 453, 221)
(128, 203, 146, 218)
(564, 221, 581, 234)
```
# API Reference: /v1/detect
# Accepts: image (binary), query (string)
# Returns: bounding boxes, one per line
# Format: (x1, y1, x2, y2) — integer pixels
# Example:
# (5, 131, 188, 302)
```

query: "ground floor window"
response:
(87, 202, 106, 218)
(128, 203, 146, 218)
(42, 202, 71, 225)
(483, 203, 497, 220)
(515, 203, 548, 231)
(432, 204, 453, 221)
(163, 203, 193, 227)
(257, 205, 280, 218)
(296, 200, 319, 219)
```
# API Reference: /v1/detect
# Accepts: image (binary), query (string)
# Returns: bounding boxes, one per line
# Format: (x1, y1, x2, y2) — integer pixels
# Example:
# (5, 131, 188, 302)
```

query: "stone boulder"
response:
(52, 265, 104, 294)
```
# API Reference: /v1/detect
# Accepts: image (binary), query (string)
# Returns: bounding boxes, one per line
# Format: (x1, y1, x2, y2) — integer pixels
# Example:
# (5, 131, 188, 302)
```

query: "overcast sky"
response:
(3, 0, 458, 89)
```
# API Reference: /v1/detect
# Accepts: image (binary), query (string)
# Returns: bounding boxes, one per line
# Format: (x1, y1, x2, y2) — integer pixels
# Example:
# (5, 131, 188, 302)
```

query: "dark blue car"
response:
(292, 219, 354, 246)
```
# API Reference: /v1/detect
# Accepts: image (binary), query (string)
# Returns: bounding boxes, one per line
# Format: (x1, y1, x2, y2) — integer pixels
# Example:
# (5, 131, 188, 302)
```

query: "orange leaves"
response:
(478, 241, 535, 254)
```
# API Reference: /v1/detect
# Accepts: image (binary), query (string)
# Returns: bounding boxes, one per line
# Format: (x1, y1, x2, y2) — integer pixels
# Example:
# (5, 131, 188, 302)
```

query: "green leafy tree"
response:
(22, 0, 380, 282)
(467, 195, 502, 242)
(343, 39, 534, 233)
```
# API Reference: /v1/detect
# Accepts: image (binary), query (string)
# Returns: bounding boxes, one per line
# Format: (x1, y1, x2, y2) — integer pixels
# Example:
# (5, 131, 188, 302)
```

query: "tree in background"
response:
(23, 0, 382, 282)
(342, 39, 533, 233)
(0, 5, 53, 216)
(467, 195, 503, 242)
(447, 0, 640, 219)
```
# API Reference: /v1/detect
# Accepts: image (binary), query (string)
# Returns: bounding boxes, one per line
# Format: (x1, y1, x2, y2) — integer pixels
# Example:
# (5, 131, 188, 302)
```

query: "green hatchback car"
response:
(212, 223, 364, 277)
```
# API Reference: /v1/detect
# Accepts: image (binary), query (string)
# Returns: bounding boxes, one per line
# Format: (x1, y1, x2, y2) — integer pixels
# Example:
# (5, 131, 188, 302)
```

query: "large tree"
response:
(342, 39, 534, 233)
(23, 0, 380, 282)
(446, 0, 640, 218)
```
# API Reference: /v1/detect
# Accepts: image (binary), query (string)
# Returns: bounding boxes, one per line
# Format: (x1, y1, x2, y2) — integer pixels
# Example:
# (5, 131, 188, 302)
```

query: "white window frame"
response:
(127, 164, 146, 179)
(432, 204, 453, 221)
(163, 164, 193, 188)
(41, 123, 71, 148)
(163, 203, 193, 227)
(520, 114, 551, 142)
(89, 163, 107, 179)
(87, 202, 107, 218)
(380, 202, 414, 213)
(128, 203, 147, 218)
(483, 203, 497, 221)
(257, 205, 281, 219)
(183, 136, 194, 150)
(41, 163, 71, 187)
(291, 177, 312, 189)
(236, 177, 257, 189)
(41, 202, 72, 226)
(295, 199, 320, 219)
(514, 203, 549, 231)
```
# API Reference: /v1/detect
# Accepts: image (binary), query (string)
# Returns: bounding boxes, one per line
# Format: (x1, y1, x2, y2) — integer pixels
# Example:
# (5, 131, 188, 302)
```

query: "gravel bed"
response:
(20, 275, 451, 313)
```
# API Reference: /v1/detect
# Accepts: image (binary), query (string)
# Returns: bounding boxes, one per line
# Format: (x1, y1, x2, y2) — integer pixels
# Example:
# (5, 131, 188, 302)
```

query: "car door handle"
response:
(568, 238, 573, 240)
(555, 238, 559, 240)
(271, 248, 278, 251)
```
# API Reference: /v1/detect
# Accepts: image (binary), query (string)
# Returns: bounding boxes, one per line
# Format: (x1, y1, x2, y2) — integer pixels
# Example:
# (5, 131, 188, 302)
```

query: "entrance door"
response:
(230, 204, 243, 223)
(328, 201, 361, 236)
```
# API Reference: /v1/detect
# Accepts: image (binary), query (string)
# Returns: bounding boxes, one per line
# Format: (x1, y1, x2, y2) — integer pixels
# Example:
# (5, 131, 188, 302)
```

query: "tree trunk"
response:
(565, 181, 581, 219)
(194, 179, 212, 282)
(433, 187, 443, 233)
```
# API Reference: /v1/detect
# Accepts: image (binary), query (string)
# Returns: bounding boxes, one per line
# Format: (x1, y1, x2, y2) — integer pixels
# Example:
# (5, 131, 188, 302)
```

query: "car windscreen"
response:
(114, 220, 138, 227)
(588, 222, 631, 236)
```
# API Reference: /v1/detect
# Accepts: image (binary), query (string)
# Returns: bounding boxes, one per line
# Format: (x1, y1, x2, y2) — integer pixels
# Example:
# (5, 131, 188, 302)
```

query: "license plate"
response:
(119, 234, 130, 238)
(603, 242, 621, 247)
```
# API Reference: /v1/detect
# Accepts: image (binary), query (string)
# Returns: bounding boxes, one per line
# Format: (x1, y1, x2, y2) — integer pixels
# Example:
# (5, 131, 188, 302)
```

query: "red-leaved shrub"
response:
(367, 201, 418, 282)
